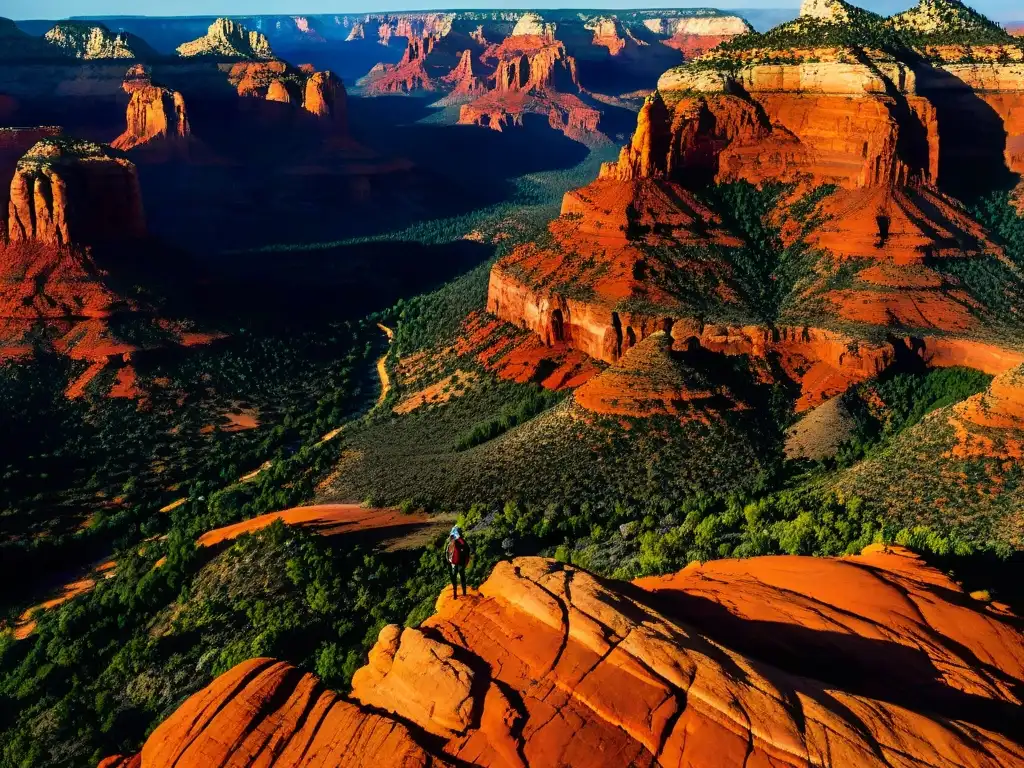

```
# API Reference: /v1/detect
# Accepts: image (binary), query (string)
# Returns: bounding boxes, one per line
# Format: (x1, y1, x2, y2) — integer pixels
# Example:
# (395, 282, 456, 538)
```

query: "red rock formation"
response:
(442, 49, 486, 96)
(362, 35, 439, 94)
(574, 331, 726, 418)
(104, 549, 1024, 767)
(601, 91, 936, 190)
(662, 33, 734, 58)
(7, 138, 144, 247)
(112, 77, 190, 153)
(303, 70, 347, 127)
(941, 364, 1024, 462)
(483, 36, 581, 94)
(142, 657, 439, 767)
(459, 91, 600, 140)
(121, 63, 153, 93)
(265, 79, 293, 104)
(585, 17, 627, 56)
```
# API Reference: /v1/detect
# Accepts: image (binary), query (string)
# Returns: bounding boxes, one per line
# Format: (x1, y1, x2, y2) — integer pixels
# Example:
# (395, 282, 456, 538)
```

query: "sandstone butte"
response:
(176, 17, 274, 59)
(483, 0, 1024, 415)
(99, 546, 1023, 767)
(5, 137, 144, 248)
(111, 66, 191, 154)
(0, 134, 138, 363)
(0, 134, 220, 373)
(42, 21, 155, 60)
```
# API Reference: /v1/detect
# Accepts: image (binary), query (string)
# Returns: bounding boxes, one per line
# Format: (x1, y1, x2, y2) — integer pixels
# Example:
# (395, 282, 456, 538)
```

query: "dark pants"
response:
(450, 564, 467, 597)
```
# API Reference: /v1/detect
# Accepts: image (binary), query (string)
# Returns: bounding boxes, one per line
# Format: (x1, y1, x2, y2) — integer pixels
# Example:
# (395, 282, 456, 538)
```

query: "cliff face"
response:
(603, 89, 933, 190)
(485, 37, 581, 94)
(101, 548, 1024, 767)
(7, 138, 144, 247)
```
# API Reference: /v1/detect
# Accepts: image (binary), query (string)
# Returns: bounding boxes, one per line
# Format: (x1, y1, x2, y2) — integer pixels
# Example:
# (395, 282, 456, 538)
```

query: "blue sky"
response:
(4, 0, 1021, 22)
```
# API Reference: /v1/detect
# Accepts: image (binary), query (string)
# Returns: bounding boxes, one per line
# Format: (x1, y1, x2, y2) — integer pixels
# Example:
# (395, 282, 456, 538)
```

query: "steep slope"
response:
(834, 364, 1024, 545)
(102, 549, 1024, 767)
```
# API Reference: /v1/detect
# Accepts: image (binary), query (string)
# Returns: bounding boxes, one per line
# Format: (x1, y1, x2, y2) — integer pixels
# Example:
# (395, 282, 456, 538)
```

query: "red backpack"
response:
(447, 537, 468, 566)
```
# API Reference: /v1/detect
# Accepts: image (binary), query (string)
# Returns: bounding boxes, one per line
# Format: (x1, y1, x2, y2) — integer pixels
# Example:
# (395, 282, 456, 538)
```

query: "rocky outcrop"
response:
(362, 35, 439, 94)
(442, 50, 486, 95)
(103, 549, 1024, 767)
(345, 21, 365, 41)
(112, 69, 190, 153)
(303, 70, 347, 126)
(131, 657, 438, 767)
(176, 18, 274, 59)
(7, 138, 144, 247)
(485, 37, 581, 94)
(955, 363, 1024, 430)
(584, 17, 627, 56)
(42, 22, 154, 59)
(574, 331, 726, 417)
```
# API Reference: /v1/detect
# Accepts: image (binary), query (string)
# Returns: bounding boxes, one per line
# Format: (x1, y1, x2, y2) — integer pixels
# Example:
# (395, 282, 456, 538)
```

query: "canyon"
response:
(2, 5, 1024, 768)
(358, 10, 752, 141)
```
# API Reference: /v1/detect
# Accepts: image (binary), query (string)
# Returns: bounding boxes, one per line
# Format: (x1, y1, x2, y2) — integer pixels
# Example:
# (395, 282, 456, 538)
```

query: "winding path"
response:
(375, 322, 394, 408)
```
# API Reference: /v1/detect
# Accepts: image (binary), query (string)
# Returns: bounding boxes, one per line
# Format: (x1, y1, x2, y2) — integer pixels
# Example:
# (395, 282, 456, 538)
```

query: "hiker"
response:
(445, 525, 471, 599)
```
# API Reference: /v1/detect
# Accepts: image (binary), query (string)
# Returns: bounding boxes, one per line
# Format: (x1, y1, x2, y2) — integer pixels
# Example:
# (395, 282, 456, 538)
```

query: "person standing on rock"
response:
(445, 526, 471, 600)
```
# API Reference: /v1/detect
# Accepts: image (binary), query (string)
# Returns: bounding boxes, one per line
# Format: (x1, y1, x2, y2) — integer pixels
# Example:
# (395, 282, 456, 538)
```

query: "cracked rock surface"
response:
(102, 546, 1024, 767)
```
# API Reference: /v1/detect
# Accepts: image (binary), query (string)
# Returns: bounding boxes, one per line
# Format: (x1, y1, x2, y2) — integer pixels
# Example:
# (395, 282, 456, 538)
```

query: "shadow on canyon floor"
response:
(95, 235, 494, 330)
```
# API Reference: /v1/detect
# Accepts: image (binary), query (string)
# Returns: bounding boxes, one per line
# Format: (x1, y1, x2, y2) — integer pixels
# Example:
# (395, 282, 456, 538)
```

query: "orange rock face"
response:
(601, 91, 935, 190)
(442, 49, 486, 95)
(112, 85, 190, 153)
(7, 138, 145, 247)
(484, 35, 581, 94)
(302, 70, 347, 127)
(107, 549, 1024, 767)
(138, 657, 439, 767)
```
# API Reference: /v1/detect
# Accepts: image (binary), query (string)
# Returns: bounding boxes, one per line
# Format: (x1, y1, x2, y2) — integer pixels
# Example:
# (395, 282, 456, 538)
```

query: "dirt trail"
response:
(375, 323, 394, 408)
